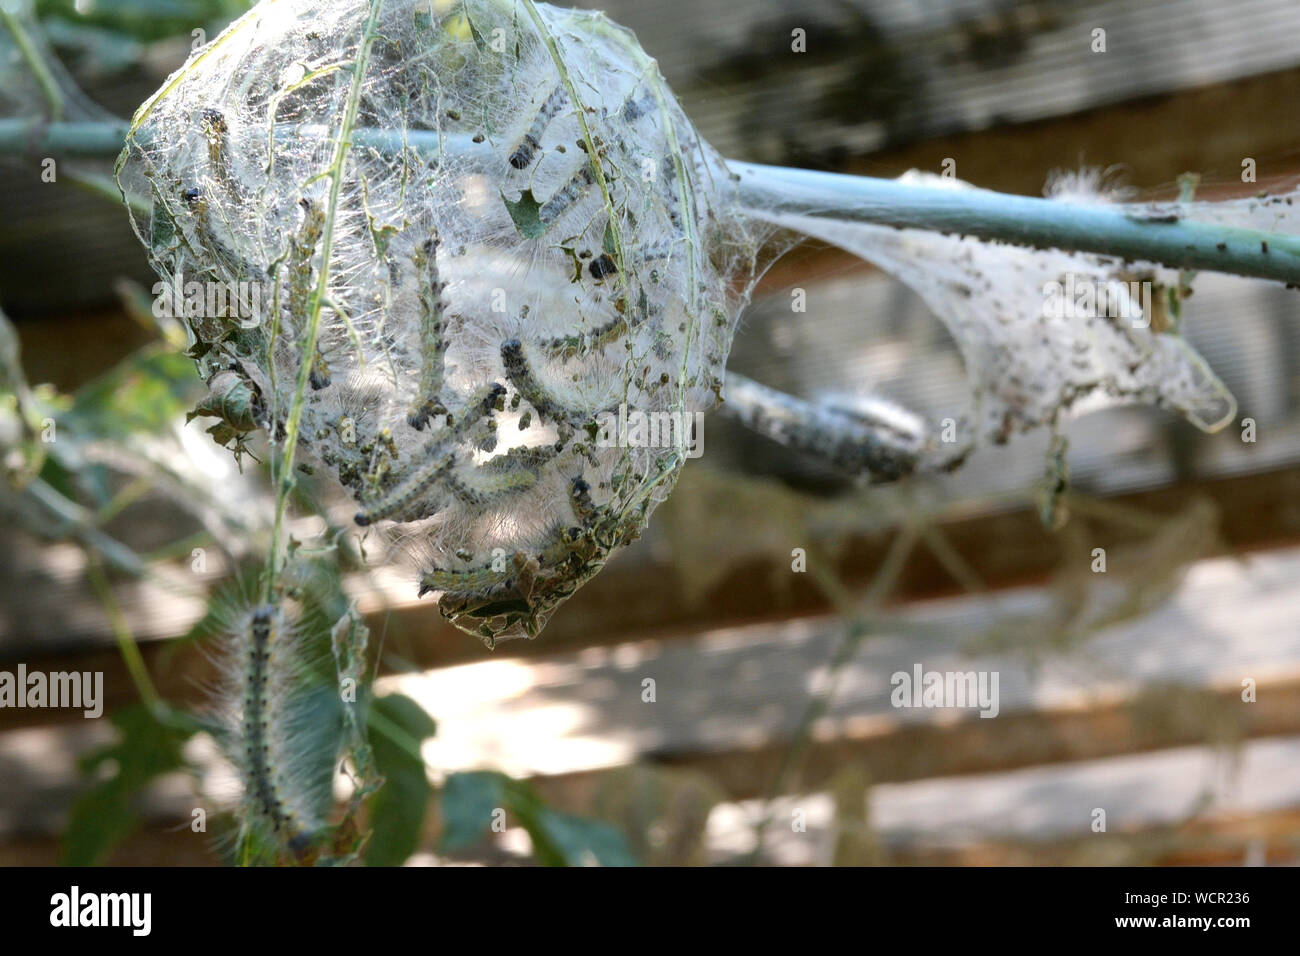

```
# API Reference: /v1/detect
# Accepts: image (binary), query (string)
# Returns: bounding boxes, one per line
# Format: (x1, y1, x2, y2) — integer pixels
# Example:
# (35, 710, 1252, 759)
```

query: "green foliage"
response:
(36, 0, 250, 47)
(440, 770, 639, 867)
(63, 346, 198, 440)
(500, 187, 547, 239)
(61, 704, 201, 865)
(364, 693, 437, 867)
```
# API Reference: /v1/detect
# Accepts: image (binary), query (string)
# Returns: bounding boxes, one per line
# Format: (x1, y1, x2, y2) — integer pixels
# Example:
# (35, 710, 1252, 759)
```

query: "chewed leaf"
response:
(501, 187, 546, 239)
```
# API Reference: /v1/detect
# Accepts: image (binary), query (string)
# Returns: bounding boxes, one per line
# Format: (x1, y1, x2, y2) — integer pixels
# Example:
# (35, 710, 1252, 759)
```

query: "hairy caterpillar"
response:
(212, 602, 333, 860)
(445, 460, 539, 510)
(355, 382, 505, 525)
(541, 306, 645, 361)
(509, 83, 568, 170)
(406, 236, 448, 431)
(538, 164, 598, 228)
(499, 338, 602, 446)
(354, 451, 456, 526)
(721, 373, 926, 484)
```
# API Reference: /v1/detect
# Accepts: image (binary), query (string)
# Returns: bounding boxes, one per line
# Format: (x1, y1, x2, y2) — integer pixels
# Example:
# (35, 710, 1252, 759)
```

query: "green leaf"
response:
(64, 346, 201, 439)
(364, 693, 437, 866)
(148, 195, 178, 256)
(437, 770, 640, 866)
(603, 217, 618, 257)
(526, 808, 639, 868)
(461, 1, 490, 52)
(61, 705, 197, 866)
(501, 188, 547, 240)
(437, 770, 507, 854)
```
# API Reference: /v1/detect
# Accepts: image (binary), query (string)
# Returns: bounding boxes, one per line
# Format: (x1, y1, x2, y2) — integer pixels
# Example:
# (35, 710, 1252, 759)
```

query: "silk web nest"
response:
(117, 0, 1246, 645)
(117, 0, 767, 644)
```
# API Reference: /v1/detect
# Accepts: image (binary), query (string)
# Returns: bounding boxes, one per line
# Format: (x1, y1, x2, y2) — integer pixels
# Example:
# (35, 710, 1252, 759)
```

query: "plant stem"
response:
(27, 477, 145, 577)
(262, 0, 386, 602)
(729, 160, 1300, 286)
(0, 8, 64, 120)
(87, 559, 163, 715)
(746, 523, 920, 864)
(12, 118, 1300, 285)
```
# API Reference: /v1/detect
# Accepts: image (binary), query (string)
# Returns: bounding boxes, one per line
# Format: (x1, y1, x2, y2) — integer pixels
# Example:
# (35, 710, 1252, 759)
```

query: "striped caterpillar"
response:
(211, 601, 336, 861)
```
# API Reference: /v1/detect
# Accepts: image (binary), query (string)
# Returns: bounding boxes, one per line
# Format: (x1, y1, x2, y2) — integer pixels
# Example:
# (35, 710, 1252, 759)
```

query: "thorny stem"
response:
(8, 118, 1300, 287)
(263, 0, 385, 603)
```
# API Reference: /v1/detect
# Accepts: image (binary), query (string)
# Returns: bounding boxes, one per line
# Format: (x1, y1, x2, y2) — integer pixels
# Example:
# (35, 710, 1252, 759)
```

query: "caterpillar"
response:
(720, 373, 924, 484)
(445, 460, 539, 510)
(540, 306, 645, 361)
(447, 381, 508, 431)
(508, 84, 569, 170)
(489, 442, 563, 471)
(199, 107, 234, 191)
(539, 163, 597, 227)
(354, 382, 506, 525)
(568, 475, 598, 524)
(418, 551, 529, 598)
(406, 235, 448, 430)
(354, 448, 456, 526)
(285, 200, 330, 389)
(500, 338, 596, 445)
(220, 603, 326, 859)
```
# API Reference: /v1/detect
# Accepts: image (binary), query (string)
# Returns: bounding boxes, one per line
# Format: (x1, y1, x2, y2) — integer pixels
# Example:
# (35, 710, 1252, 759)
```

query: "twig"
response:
(27, 477, 146, 577)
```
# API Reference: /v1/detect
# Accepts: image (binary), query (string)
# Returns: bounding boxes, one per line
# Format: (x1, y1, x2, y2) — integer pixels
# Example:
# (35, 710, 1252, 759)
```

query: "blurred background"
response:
(3, 0, 1300, 865)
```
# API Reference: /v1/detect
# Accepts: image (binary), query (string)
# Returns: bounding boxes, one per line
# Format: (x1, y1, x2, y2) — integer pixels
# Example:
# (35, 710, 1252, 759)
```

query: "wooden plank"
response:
(379, 545, 1300, 786)
(702, 734, 1300, 865)
(8, 462, 1300, 727)
(877, 810, 1300, 866)
(11, 730, 1297, 867)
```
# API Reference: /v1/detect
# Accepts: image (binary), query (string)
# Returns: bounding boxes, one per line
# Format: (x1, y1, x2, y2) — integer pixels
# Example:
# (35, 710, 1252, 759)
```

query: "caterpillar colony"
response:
(119, 0, 770, 648)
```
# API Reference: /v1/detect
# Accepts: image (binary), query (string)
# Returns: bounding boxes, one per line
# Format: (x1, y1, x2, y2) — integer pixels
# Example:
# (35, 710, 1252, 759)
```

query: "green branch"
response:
(730, 161, 1300, 287)
(7, 118, 1300, 287)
